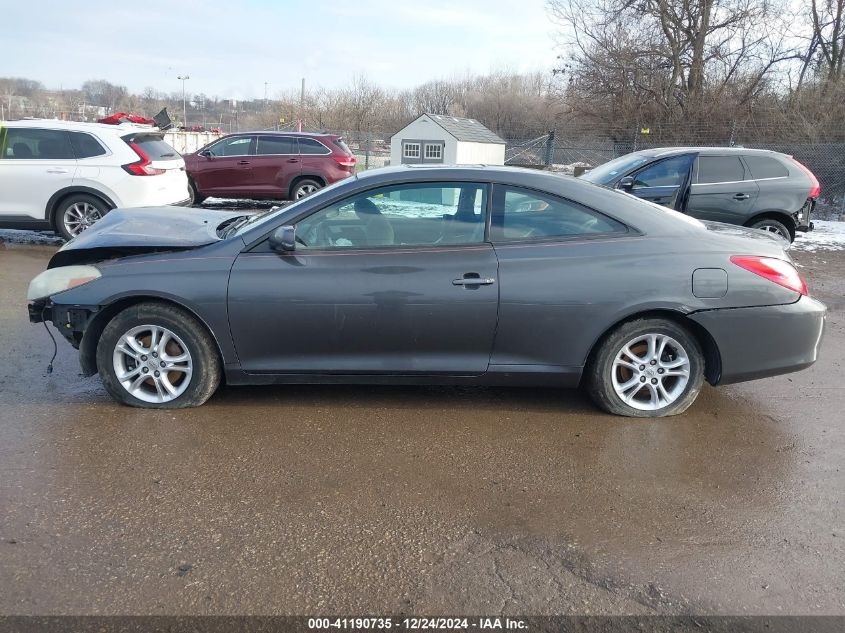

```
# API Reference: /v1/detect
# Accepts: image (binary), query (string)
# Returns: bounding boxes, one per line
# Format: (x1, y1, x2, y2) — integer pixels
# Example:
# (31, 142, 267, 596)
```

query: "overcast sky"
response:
(4, 0, 556, 99)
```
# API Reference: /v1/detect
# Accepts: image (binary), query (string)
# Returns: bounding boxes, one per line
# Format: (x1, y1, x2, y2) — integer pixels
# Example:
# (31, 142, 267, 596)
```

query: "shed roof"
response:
(423, 114, 506, 144)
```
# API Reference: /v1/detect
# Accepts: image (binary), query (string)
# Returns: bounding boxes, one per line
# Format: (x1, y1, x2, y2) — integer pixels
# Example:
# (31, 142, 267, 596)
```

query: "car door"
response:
(487, 184, 631, 373)
(686, 155, 760, 223)
(251, 135, 301, 198)
(0, 127, 77, 220)
(227, 181, 499, 374)
(190, 135, 255, 196)
(625, 154, 696, 209)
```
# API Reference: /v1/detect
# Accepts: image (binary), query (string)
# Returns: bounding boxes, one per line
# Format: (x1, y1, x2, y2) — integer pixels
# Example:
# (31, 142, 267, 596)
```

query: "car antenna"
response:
(41, 305, 57, 375)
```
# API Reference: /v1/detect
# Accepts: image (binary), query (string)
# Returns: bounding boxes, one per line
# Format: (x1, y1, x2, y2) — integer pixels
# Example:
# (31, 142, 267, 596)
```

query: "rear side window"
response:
(333, 138, 352, 154)
(257, 136, 297, 155)
(491, 186, 627, 241)
(697, 156, 745, 183)
(299, 138, 331, 155)
(69, 132, 107, 158)
(2, 128, 74, 160)
(744, 156, 789, 179)
(125, 134, 179, 160)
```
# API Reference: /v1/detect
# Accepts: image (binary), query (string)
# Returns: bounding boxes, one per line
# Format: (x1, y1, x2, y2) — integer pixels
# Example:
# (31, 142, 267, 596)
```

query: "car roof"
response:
(238, 130, 338, 137)
(3, 118, 157, 134)
(636, 146, 787, 158)
(351, 164, 584, 190)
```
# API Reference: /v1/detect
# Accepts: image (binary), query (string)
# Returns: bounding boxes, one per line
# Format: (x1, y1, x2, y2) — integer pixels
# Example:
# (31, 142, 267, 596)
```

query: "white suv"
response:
(0, 119, 190, 240)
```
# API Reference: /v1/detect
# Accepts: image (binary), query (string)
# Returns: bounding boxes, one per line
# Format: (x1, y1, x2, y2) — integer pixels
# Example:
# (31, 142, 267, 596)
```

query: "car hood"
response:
(48, 206, 244, 268)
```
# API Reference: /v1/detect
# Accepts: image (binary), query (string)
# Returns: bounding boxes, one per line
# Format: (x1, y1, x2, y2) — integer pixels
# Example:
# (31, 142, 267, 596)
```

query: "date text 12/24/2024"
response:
(307, 618, 528, 630)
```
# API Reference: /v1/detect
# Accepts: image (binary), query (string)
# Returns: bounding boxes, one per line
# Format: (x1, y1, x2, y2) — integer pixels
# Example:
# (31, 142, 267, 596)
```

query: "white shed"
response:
(390, 114, 506, 166)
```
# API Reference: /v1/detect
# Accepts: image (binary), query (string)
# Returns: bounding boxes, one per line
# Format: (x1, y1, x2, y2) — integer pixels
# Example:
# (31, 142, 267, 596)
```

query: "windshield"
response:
(580, 154, 650, 185)
(229, 176, 356, 237)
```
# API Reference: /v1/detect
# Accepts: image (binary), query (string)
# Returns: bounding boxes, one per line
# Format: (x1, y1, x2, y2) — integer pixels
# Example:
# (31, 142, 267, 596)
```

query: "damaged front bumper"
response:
(29, 299, 99, 350)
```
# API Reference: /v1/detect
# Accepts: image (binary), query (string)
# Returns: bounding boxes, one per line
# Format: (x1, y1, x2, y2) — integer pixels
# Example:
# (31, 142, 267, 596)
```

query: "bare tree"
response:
(548, 0, 796, 130)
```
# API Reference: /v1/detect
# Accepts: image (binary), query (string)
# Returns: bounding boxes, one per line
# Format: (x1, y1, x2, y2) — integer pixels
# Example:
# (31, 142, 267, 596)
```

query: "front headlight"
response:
(27, 265, 102, 301)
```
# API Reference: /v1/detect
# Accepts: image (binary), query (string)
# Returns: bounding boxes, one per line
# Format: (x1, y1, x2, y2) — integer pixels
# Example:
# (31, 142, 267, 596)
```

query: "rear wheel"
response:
(586, 318, 705, 417)
(292, 179, 323, 200)
(96, 302, 221, 409)
(55, 194, 110, 240)
(750, 218, 793, 242)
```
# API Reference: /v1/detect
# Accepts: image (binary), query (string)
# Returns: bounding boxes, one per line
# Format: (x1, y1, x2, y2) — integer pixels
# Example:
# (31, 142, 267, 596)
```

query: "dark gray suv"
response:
(580, 148, 820, 241)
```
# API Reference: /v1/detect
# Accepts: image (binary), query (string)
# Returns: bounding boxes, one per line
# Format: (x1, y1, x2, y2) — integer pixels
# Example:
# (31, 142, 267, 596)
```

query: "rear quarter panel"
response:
(490, 233, 800, 369)
(752, 163, 812, 216)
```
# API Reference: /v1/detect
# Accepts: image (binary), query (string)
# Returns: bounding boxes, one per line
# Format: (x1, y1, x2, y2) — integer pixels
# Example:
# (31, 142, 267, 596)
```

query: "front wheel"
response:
(188, 179, 206, 206)
(586, 318, 705, 417)
(96, 302, 221, 409)
(55, 194, 110, 241)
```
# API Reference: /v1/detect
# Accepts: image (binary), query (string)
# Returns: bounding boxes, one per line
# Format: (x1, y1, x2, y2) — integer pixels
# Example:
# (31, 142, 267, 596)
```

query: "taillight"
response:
(122, 142, 165, 176)
(730, 255, 808, 295)
(333, 155, 356, 169)
(792, 159, 820, 199)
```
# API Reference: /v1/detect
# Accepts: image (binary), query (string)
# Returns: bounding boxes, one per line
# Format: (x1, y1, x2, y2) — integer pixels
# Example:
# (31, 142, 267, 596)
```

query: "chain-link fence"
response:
(285, 124, 845, 220)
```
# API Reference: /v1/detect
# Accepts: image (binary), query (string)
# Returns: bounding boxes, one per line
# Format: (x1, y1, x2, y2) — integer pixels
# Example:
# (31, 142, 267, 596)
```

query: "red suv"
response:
(184, 132, 356, 204)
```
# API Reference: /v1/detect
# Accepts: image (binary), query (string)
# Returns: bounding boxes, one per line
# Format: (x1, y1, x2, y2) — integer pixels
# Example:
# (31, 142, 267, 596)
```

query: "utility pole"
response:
(177, 75, 190, 128)
(298, 77, 305, 132)
(264, 81, 270, 111)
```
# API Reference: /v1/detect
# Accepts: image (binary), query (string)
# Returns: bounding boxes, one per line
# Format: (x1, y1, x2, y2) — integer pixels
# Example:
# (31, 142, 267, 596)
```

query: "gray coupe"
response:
(27, 165, 826, 417)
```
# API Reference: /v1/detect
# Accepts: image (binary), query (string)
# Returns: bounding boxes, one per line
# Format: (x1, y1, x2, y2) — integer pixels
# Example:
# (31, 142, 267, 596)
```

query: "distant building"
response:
(390, 114, 506, 166)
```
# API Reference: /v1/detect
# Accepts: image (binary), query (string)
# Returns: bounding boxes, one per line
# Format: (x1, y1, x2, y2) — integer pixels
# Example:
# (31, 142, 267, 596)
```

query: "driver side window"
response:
(209, 135, 254, 156)
(294, 182, 488, 249)
(631, 156, 691, 189)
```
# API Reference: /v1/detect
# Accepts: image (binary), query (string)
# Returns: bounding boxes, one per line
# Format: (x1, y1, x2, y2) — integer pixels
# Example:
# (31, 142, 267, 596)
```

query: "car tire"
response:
(586, 318, 705, 418)
(292, 179, 323, 200)
(54, 194, 111, 241)
(750, 218, 793, 242)
(188, 179, 206, 206)
(96, 302, 221, 409)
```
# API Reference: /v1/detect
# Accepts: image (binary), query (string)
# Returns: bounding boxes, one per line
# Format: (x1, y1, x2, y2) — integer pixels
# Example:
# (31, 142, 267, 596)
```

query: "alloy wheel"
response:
(112, 325, 193, 404)
(63, 202, 103, 237)
(610, 333, 690, 411)
(295, 184, 319, 199)
(759, 223, 790, 240)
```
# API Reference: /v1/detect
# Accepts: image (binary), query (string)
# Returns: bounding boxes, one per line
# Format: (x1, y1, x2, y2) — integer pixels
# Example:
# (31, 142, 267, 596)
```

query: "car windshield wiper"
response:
(218, 215, 250, 238)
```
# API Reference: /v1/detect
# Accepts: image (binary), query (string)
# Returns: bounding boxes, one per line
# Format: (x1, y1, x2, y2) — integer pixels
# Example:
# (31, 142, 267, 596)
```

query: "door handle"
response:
(237, 160, 251, 165)
(46, 169, 69, 174)
(733, 193, 750, 200)
(287, 158, 300, 163)
(453, 274, 495, 286)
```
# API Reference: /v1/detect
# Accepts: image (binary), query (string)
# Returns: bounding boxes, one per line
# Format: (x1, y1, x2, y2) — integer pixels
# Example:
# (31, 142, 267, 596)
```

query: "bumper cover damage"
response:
(29, 299, 99, 351)
(689, 295, 826, 384)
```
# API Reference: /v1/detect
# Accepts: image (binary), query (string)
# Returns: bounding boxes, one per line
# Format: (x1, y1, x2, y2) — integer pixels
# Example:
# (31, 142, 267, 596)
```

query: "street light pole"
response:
(177, 75, 190, 128)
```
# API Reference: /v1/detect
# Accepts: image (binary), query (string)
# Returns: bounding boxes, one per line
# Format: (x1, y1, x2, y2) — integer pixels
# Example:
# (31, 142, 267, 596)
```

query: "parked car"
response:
(0, 119, 189, 240)
(580, 147, 820, 242)
(28, 165, 825, 417)
(184, 131, 356, 204)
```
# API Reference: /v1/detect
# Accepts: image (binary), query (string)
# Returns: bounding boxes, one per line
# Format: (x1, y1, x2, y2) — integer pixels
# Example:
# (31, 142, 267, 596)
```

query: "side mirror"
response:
(617, 176, 634, 191)
(199, 149, 213, 158)
(269, 225, 296, 252)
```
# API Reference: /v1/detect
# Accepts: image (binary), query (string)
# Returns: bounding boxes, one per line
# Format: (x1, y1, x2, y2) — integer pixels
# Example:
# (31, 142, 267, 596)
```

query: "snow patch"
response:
(0, 229, 63, 246)
(791, 220, 845, 252)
